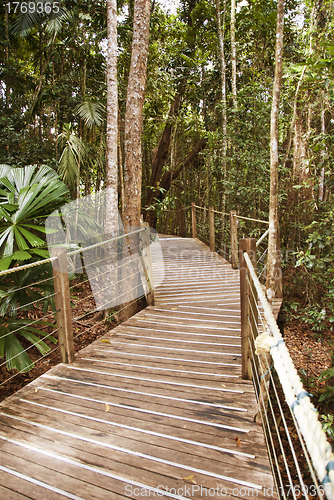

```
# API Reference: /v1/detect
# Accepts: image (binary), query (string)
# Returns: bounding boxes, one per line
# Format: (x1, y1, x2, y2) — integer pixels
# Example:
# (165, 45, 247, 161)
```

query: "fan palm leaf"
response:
(75, 100, 105, 128)
(57, 124, 87, 193)
(0, 165, 68, 267)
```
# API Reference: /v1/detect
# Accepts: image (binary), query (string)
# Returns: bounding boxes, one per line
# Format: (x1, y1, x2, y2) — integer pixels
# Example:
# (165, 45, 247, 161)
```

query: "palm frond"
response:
(75, 100, 106, 128)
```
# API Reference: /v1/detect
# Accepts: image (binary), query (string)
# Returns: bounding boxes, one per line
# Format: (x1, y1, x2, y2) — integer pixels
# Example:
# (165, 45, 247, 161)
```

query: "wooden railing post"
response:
(230, 210, 238, 269)
(209, 206, 215, 252)
(176, 200, 186, 237)
(140, 224, 155, 306)
(239, 238, 257, 380)
(191, 202, 197, 239)
(52, 248, 75, 364)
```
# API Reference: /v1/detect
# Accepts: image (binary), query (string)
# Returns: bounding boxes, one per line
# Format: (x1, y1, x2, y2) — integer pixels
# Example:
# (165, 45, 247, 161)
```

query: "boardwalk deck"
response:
(0, 237, 276, 499)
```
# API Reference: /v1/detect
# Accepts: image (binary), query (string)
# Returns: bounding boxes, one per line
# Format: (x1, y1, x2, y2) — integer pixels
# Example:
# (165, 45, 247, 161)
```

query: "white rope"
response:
(234, 214, 269, 224)
(256, 228, 270, 247)
(0, 255, 57, 277)
(0, 229, 146, 278)
(244, 252, 334, 499)
(67, 228, 145, 257)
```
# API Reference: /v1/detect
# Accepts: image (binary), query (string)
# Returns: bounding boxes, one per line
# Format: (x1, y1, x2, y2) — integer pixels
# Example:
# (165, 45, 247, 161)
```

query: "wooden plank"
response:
(10, 389, 268, 451)
(0, 475, 37, 500)
(0, 405, 271, 474)
(0, 445, 141, 499)
(81, 347, 242, 373)
(68, 358, 254, 393)
(0, 415, 274, 498)
(8, 392, 268, 456)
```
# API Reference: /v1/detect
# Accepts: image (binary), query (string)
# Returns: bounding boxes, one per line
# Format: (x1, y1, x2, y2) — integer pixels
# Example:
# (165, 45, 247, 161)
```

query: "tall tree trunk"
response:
(106, 0, 118, 235)
(230, 0, 237, 109)
(266, 0, 285, 302)
(319, 102, 326, 202)
(118, 112, 125, 219)
(216, 0, 228, 237)
(123, 0, 150, 229)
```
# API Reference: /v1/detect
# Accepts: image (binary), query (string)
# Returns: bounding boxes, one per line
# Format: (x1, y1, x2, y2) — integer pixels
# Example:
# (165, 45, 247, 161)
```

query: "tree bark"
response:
(266, 0, 285, 303)
(216, 0, 228, 237)
(123, 0, 150, 229)
(319, 104, 326, 202)
(230, 0, 237, 109)
(105, 0, 118, 235)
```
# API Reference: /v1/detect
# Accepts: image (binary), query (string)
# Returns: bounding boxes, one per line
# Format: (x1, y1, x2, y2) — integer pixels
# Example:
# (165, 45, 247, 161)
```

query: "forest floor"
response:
(284, 320, 332, 394)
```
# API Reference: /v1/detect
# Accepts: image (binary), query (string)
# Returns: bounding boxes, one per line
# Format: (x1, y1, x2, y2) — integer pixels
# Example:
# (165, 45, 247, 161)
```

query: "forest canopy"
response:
(0, 0, 334, 332)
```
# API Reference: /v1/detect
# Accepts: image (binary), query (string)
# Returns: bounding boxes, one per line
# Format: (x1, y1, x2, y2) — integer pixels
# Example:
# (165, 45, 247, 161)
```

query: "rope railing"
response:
(189, 203, 271, 271)
(257, 228, 270, 247)
(234, 214, 270, 224)
(242, 249, 334, 500)
(0, 226, 155, 392)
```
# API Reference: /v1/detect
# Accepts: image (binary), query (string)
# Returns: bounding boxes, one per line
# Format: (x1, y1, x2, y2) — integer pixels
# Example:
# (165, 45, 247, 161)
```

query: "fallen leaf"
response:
(182, 474, 197, 485)
(105, 403, 110, 412)
(171, 308, 178, 310)
(221, 384, 226, 387)
(235, 437, 241, 446)
(34, 388, 39, 393)
(101, 339, 111, 344)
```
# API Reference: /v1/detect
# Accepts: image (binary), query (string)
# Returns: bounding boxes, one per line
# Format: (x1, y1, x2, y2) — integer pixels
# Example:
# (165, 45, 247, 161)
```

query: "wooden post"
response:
(239, 238, 257, 380)
(191, 202, 197, 239)
(52, 248, 75, 364)
(209, 206, 215, 252)
(176, 200, 186, 237)
(230, 210, 238, 269)
(140, 223, 155, 306)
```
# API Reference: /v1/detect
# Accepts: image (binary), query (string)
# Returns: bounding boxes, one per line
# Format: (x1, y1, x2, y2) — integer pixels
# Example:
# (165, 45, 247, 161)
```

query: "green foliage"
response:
(0, 317, 57, 372)
(0, 164, 68, 269)
(284, 210, 334, 333)
(0, 165, 68, 372)
(319, 367, 334, 406)
(57, 124, 87, 196)
(321, 414, 334, 442)
(75, 100, 105, 128)
(0, 262, 56, 316)
(0, 262, 58, 374)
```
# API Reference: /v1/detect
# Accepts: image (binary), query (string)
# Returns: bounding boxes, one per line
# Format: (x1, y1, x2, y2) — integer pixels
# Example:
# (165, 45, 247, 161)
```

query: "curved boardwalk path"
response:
(0, 237, 276, 499)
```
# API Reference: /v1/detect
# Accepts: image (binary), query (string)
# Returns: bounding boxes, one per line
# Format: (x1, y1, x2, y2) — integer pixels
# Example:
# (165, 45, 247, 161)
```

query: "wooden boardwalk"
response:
(0, 237, 276, 499)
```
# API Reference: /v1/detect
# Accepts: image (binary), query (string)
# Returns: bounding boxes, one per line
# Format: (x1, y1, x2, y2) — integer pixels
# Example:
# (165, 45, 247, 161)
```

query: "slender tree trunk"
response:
(216, 0, 227, 235)
(118, 111, 125, 219)
(123, 0, 150, 229)
(282, 65, 306, 170)
(106, 0, 118, 235)
(266, 0, 285, 302)
(230, 0, 237, 109)
(319, 104, 326, 202)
